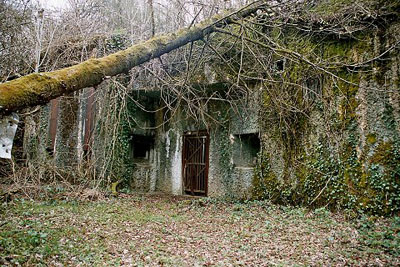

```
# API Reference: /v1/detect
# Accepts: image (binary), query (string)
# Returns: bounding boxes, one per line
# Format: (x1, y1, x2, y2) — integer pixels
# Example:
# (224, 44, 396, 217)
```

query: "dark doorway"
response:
(182, 131, 209, 196)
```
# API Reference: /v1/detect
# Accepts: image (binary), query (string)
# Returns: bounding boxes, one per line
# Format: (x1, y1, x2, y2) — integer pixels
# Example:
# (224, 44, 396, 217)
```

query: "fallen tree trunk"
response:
(0, 1, 268, 115)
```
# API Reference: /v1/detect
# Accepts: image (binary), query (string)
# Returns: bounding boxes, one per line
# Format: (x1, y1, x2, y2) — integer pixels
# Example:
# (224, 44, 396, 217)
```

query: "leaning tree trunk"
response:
(0, 1, 268, 115)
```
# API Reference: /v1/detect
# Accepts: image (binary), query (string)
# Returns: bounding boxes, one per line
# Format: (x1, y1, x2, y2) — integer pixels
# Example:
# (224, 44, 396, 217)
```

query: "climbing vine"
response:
(251, 8, 400, 215)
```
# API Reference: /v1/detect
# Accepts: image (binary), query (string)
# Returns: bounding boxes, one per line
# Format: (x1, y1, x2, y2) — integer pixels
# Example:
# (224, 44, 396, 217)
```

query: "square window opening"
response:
(131, 135, 154, 161)
(233, 133, 260, 167)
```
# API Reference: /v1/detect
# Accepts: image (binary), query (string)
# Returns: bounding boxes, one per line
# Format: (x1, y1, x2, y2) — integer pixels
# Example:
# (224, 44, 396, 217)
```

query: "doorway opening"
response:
(182, 131, 209, 196)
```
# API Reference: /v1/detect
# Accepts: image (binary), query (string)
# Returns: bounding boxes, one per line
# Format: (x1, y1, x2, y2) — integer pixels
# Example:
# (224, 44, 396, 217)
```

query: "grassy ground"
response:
(0, 193, 399, 266)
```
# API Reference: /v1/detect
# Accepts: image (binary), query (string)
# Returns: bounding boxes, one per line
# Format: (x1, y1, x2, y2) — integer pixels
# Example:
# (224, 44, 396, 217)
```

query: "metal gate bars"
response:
(182, 131, 209, 196)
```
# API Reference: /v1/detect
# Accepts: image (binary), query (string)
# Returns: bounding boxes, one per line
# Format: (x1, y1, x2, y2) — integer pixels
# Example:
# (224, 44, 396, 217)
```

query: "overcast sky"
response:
(38, 0, 68, 9)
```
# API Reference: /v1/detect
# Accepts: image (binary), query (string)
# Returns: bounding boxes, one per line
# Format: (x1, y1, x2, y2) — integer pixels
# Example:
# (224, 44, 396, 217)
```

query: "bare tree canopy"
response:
(0, 1, 267, 115)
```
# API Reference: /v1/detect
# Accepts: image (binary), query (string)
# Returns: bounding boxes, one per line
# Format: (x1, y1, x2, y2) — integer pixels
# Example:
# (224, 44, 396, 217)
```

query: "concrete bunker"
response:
(127, 88, 260, 198)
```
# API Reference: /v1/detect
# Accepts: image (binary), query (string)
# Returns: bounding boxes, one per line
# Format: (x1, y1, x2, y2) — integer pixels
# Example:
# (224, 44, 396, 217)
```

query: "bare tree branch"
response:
(0, 0, 269, 115)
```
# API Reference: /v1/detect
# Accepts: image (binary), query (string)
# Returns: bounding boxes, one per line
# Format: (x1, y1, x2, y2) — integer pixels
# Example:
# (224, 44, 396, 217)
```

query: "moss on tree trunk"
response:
(0, 2, 265, 114)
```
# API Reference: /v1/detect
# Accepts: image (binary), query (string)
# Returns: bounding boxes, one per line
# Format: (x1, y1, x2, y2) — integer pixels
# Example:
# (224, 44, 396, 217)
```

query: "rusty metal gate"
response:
(182, 131, 209, 196)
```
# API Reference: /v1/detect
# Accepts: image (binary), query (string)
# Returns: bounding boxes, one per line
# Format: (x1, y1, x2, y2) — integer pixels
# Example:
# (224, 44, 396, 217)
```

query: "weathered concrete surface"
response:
(127, 90, 260, 198)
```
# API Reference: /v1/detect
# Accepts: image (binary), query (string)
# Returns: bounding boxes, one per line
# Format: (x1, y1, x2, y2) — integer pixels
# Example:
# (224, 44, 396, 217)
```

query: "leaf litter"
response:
(0, 193, 399, 266)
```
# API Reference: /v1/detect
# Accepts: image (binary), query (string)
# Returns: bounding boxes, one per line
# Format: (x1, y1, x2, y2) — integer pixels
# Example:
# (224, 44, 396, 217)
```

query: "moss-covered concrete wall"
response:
(253, 22, 400, 215)
(54, 93, 78, 167)
(23, 106, 50, 163)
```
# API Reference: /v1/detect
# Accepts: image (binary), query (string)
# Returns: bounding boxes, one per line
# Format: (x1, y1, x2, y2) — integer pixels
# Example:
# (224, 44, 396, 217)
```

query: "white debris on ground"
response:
(0, 113, 19, 159)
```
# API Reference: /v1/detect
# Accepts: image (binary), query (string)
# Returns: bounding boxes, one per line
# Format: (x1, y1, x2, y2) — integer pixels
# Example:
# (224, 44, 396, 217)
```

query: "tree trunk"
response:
(0, 1, 266, 115)
(148, 0, 155, 38)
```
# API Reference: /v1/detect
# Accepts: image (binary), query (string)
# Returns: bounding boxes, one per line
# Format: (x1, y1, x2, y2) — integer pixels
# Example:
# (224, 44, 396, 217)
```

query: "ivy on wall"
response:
(253, 25, 400, 215)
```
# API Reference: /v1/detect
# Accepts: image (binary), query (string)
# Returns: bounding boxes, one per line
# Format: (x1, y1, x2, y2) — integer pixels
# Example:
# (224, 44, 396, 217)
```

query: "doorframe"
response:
(181, 130, 210, 196)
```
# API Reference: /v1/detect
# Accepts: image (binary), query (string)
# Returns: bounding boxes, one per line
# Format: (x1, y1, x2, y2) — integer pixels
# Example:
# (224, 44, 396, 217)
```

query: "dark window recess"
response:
(132, 135, 154, 160)
(275, 59, 285, 72)
(233, 133, 261, 167)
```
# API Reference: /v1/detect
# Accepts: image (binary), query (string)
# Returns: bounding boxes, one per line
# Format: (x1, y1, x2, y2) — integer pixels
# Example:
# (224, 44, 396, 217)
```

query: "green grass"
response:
(0, 194, 399, 266)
